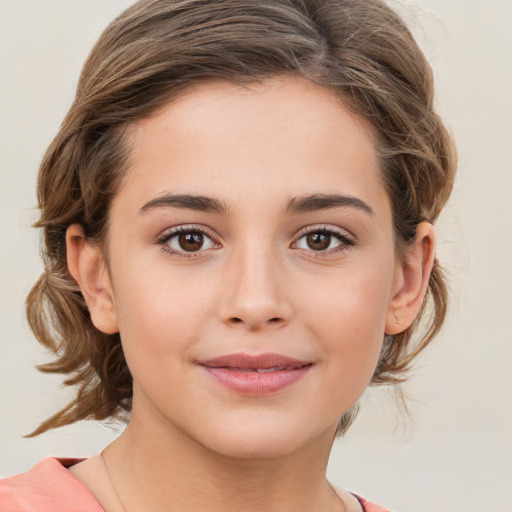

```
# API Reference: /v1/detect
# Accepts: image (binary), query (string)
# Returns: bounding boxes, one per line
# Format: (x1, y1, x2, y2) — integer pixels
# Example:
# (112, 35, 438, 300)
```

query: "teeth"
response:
(227, 366, 288, 373)
(217, 364, 308, 372)
(216, 365, 307, 372)
(254, 366, 290, 372)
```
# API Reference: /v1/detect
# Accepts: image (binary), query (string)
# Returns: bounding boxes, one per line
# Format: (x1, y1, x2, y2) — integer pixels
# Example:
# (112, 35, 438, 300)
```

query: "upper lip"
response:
(199, 353, 312, 370)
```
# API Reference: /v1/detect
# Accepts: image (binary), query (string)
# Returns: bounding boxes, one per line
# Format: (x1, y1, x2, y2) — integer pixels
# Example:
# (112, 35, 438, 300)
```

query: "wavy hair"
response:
(26, 0, 456, 436)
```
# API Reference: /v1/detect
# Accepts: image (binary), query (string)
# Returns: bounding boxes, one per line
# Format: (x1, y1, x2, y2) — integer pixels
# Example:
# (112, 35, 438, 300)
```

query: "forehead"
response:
(128, 77, 377, 157)
(117, 76, 387, 218)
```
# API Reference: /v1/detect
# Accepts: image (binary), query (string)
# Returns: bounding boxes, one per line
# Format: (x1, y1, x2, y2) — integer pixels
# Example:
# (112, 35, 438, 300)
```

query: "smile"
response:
(199, 353, 313, 396)
(234, 366, 302, 373)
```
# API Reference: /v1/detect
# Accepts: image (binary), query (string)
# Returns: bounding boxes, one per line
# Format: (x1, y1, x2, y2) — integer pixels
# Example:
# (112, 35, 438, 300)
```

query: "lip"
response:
(199, 353, 313, 396)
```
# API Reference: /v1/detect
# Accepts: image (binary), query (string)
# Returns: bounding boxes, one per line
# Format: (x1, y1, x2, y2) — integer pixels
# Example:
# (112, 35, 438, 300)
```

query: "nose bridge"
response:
(220, 237, 291, 330)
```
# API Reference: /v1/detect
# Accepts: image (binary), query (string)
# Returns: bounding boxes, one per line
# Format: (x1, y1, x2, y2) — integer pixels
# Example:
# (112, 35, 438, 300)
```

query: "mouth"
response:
(199, 353, 313, 396)
(224, 366, 309, 373)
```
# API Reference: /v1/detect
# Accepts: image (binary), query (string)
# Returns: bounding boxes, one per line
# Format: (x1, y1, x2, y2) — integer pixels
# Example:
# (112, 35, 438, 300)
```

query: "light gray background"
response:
(1, 1, 511, 511)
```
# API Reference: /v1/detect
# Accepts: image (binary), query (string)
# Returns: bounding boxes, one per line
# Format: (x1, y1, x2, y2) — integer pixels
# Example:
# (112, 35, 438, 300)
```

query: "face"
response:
(96, 77, 406, 458)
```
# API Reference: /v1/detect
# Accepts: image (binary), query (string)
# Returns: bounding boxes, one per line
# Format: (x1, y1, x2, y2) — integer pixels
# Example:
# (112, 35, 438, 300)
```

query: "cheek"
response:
(300, 262, 394, 381)
(111, 264, 211, 368)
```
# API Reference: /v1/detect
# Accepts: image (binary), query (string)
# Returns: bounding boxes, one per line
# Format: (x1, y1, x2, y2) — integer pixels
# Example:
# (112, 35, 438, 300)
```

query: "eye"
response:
(294, 228, 354, 253)
(158, 226, 217, 255)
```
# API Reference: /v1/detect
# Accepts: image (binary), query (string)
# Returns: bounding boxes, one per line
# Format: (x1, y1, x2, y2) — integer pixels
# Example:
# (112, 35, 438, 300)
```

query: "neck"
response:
(104, 408, 342, 512)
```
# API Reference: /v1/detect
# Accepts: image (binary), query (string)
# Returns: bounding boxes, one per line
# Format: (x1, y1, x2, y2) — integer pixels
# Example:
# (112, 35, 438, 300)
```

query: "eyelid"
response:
(291, 225, 356, 253)
(154, 223, 355, 259)
(298, 224, 353, 238)
(155, 224, 221, 257)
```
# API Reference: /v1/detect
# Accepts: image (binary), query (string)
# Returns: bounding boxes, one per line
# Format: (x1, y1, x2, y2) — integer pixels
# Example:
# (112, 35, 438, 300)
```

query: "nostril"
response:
(229, 316, 282, 325)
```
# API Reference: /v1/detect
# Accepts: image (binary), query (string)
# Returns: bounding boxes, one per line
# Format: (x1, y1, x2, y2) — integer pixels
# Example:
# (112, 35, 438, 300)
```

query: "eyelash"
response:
(155, 225, 355, 259)
(156, 225, 219, 259)
(293, 226, 355, 257)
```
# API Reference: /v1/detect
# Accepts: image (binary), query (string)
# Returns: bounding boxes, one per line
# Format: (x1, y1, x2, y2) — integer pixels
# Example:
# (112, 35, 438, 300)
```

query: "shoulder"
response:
(333, 484, 392, 512)
(0, 458, 104, 512)
(353, 493, 392, 512)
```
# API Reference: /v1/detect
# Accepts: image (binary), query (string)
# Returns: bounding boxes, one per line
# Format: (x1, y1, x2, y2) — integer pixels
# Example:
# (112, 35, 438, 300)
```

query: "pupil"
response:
(307, 232, 330, 250)
(179, 232, 203, 252)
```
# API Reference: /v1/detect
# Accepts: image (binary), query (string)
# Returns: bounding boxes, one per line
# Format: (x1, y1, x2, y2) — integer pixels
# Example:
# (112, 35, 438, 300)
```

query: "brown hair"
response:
(26, 0, 456, 436)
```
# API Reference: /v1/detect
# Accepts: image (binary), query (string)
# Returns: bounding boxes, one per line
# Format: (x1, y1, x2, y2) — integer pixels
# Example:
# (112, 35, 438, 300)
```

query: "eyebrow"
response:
(139, 193, 229, 215)
(139, 192, 373, 216)
(284, 193, 374, 216)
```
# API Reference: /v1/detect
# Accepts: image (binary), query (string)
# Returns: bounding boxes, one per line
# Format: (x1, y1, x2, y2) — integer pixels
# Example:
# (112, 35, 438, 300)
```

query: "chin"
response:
(205, 437, 303, 461)
(195, 416, 335, 461)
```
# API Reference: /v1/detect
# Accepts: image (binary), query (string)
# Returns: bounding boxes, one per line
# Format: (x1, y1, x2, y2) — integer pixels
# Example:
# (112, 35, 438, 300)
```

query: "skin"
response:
(67, 76, 435, 512)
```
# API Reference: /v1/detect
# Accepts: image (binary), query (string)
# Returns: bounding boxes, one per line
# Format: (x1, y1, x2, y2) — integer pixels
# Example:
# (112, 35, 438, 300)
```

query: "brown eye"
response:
(163, 228, 216, 254)
(306, 232, 331, 251)
(178, 232, 204, 252)
(295, 228, 352, 253)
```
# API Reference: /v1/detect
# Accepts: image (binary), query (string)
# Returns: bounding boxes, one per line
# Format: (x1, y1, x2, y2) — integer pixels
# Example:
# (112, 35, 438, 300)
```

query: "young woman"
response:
(0, 1, 455, 511)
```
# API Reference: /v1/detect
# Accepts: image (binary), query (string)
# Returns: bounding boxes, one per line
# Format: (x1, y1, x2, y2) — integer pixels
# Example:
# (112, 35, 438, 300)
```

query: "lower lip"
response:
(202, 366, 311, 396)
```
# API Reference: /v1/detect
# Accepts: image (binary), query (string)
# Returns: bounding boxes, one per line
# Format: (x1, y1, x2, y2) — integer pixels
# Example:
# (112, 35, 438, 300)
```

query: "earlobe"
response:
(66, 224, 119, 335)
(385, 222, 436, 335)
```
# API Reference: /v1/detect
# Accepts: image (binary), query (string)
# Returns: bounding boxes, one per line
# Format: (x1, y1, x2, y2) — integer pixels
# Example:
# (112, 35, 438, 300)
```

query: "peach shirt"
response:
(0, 458, 390, 512)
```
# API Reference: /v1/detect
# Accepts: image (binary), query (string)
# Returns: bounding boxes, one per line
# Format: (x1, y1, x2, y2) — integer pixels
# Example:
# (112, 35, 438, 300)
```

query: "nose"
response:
(219, 245, 292, 331)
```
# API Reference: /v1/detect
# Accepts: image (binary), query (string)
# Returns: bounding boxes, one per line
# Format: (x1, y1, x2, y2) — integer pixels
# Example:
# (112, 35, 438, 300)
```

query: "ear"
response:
(66, 224, 119, 334)
(385, 222, 436, 335)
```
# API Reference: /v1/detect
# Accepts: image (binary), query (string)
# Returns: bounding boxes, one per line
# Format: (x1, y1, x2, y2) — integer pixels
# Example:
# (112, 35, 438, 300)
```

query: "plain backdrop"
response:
(0, 1, 511, 511)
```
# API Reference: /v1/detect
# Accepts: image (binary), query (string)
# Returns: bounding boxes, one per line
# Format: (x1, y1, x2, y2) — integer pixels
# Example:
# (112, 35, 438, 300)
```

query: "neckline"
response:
(51, 458, 105, 510)
(52, 457, 369, 512)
